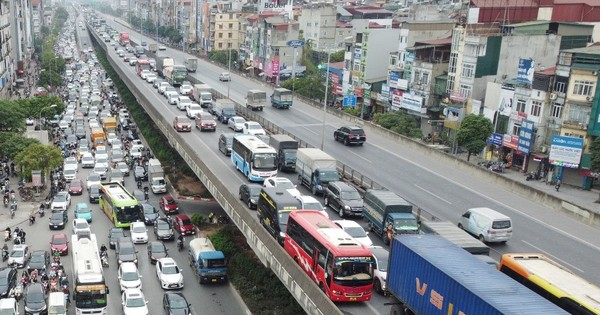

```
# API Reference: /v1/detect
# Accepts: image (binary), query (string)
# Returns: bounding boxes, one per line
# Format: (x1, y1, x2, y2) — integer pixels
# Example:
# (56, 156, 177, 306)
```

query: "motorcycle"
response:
(10, 206, 15, 219)
(100, 252, 109, 268)
(11, 282, 22, 301)
(29, 215, 35, 225)
(177, 238, 184, 251)
(2, 249, 8, 262)
(13, 235, 21, 245)
(38, 207, 45, 218)
(4, 231, 10, 242)
(2, 196, 7, 208)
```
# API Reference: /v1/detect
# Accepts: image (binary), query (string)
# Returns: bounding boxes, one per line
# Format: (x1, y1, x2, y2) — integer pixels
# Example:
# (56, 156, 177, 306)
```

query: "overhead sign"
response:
(549, 136, 584, 168)
(287, 40, 305, 48)
(517, 119, 534, 155)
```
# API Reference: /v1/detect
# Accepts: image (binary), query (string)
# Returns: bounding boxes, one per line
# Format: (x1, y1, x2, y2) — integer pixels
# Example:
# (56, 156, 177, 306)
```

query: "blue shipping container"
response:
(387, 235, 568, 315)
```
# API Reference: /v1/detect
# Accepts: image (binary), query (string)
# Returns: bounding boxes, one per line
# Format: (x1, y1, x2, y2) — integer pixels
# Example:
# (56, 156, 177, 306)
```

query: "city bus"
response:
(499, 253, 600, 314)
(257, 187, 299, 245)
(72, 233, 108, 314)
(99, 182, 141, 228)
(231, 134, 277, 182)
(284, 210, 375, 302)
(136, 59, 151, 76)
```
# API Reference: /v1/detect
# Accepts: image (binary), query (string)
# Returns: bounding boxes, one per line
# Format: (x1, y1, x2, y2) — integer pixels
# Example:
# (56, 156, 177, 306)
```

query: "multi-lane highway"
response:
(97, 14, 600, 315)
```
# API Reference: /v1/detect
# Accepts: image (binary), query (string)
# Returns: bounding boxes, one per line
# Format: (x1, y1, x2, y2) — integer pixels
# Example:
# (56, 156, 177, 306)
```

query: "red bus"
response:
(136, 60, 151, 76)
(284, 210, 374, 302)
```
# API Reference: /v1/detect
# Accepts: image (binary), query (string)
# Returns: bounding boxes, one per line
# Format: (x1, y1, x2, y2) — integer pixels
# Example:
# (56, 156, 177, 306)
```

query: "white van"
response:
(0, 297, 18, 314)
(458, 207, 512, 243)
(48, 292, 67, 315)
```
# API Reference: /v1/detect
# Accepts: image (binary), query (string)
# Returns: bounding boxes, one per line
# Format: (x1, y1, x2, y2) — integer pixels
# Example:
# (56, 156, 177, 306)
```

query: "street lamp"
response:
(320, 36, 353, 150)
(227, 42, 232, 98)
(39, 104, 57, 141)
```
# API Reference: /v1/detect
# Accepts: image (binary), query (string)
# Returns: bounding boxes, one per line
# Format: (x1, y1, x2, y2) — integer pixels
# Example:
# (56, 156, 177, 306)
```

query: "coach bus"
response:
(284, 210, 374, 302)
(72, 233, 108, 314)
(231, 134, 277, 182)
(99, 182, 140, 228)
(499, 253, 600, 314)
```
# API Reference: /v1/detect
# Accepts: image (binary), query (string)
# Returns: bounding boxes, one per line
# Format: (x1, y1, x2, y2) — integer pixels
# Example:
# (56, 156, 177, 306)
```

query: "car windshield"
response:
(10, 250, 23, 258)
(31, 254, 45, 263)
(122, 271, 139, 281)
(162, 265, 179, 275)
(77, 207, 90, 213)
(25, 289, 44, 303)
(303, 202, 323, 211)
(165, 199, 175, 205)
(64, 169, 76, 175)
(125, 296, 145, 307)
(71, 181, 82, 187)
(341, 191, 361, 200)
(345, 226, 367, 238)
(157, 222, 170, 230)
(320, 171, 339, 182)
(111, 230, 124, 239)
(180, 218, 191, 226)
(143, 206, 157, 214)
(119, 245, 134, 255)
(132, 225, 145, 233)
(178, 117, 191, 123)
(152, 244, 166, 253)
(76, 222, 88, 229)
(248, 124, 261, 130)
(249, 187, 261, 197)
(170, 297, 188, 309)
(52, 237, 66, 245)
(51, 213, 63, 220)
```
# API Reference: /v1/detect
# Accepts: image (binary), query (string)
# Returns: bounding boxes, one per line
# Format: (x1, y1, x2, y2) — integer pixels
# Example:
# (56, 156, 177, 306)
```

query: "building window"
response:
(389, 55, 397, 67)
(422, 72, 429, 85)
(228, 42, 232, 48)
(555, 81, 566, 93)
(449, 52, 458, 73)
(461, 63, 475, 78)
(573, 80, 594, 96)
(459, 84, 472, 98)
(218, 42, 222, 49)
(512, 125, 520, 136)
(530, 100, 542, 117)
(567, 105, 590, 124)
(219, 24, 223, 30)
(228, 32, 232, 38)
(307, 22, 311, 27)
(446, 75, 455, 93)
(218, 33, 223, 38)
(558, 52, 572, 66)
(551, 102, 563, 118)
(516, 99, 526, 112)
(229, 23, 233, 29)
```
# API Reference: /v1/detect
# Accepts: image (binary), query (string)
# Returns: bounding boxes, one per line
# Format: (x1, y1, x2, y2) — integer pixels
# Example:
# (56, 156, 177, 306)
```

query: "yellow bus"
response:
(499, 253, 600, 315)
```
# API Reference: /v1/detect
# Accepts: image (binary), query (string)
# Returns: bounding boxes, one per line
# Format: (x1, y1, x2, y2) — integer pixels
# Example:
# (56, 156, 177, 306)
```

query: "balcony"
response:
(561, 120, 588, 130)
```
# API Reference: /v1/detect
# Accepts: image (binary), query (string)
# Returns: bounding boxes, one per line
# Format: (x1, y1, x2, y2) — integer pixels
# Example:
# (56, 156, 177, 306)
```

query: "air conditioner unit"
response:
(541, 145, 548, 153)
(587, 96, 594, 102)
(549, 93, 557, 100)
(593, 71, 598, 76)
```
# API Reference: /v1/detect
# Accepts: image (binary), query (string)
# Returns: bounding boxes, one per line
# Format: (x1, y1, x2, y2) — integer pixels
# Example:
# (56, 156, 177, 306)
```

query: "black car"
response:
(27, 250, 49, 272)
(333, 125, 366, 146)
(163, 292, 192, 315)
(24, 282, 47, 314)
(89, 185, 100, 204)
(0, 267, 17, 298)
(154, 218, 174, 240)
(323, 181, 364, 218)
(218, 133, 233, 156)
(134, 166, 148, 181)
(49, 210, 68, 230)
(108, 227, 126, 250)
(140, 203, 159, 225)
(116, 239, 138, 265)
(126, 129, 139, 141)
(147, 241, 168, 264)
(239, 184, 261, 209)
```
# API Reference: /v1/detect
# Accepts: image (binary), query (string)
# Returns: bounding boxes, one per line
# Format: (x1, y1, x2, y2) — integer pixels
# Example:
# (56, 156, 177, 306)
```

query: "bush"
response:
(210, 226, 304, 315)
(372, 111, 422, 138)
(190, 213, 206, 226)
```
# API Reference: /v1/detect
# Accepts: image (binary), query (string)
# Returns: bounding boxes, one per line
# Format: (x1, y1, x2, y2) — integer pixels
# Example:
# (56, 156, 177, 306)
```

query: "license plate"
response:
(211, 279, 217, 283)
(169, 284, 178, 288)
(53, 225, 57, 228)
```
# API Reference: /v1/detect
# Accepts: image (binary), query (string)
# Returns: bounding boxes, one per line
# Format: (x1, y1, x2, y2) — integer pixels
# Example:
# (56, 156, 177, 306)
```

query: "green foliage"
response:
(210, 226, 304, 315)
(456, 114, 493, 160)
(0, 101, 27, 131)
(343, 107, 361, 117)
(301, 39, 318, 76)
(372, 111, 423, 138)
(329, 50, 345, 62)
(190, 214, 206, 226)
(208, 50, 238, 68)
(590, 137, 600, 172)
(0, 133, 40, 159)
(280, 75, 325, 101)
(13, 143, 62, 180)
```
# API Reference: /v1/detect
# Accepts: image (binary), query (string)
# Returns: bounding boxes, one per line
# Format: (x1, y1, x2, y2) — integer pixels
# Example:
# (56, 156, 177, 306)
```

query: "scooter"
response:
(2, 249, 8, 262)
(4, 231, 10, 242)
(29, 215, 35, 225)
(2, 197, 7, 208)
(10, 205, 16, 219)
(100, 252, 109, 268)
(177, 238, 184, 251)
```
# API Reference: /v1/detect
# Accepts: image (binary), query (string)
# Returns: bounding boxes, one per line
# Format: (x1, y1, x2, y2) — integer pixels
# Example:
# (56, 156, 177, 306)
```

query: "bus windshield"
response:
(116, 205, 140, 223)
(75, 291, 107, 308)
(333, 257, 374, 286)
(253, 153, 276, 170)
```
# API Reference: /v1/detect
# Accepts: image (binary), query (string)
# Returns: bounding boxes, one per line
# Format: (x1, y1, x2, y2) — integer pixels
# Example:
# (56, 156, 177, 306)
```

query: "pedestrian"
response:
(555, 179, 561, 192)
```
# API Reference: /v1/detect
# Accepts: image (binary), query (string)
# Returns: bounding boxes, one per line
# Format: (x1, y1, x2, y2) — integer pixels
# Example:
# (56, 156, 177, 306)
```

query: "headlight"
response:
(118, 259, 123, 264)
(250, 199, 256, 203)
(316, 185, 323, 190)
(344, 205, 351, 210)
(133, 259, 138, 263)
(279, 232, 286, 238)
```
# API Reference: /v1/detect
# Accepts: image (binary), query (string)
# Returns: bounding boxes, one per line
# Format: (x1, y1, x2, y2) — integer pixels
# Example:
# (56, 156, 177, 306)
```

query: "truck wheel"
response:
(390, 305, 406, 315)
(338, 207, 345, 218)
(374, 279, 382, 294)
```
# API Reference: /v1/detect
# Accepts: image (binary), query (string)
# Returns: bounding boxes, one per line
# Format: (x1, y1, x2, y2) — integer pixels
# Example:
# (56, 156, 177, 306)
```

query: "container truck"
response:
(363, 189, 419, 245)
(148, 158, 166, 194)
(269, 134, 298, 172)
(296, 148, 340, 195)
(188, 237, 227, 284)
(156, 56, 174, 77)
(420, 220, 490, 255)
(387, 235, 569, 315)
(191, 84, 213, 107)
(165, 65, 188, 87)
(184, 58, 198, 72)
(246, 89, 266, 111)
(118, 32, 130, 46)
(270, 88, 293, 109)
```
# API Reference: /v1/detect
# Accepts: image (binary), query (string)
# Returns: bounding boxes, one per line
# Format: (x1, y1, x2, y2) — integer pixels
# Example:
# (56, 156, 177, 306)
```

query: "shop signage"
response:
(549, 136, 584, 168)
(400, 94, 423, 113)
(502, 134, 519, 150)
(517, 119, 534, 155)
(343, 95, 357, 108)
(487, 133, 503, 146)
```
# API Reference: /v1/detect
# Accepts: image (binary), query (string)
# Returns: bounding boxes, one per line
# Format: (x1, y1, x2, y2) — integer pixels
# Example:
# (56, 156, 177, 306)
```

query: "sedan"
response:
(242, 121, 266, 136)
(75, 203, 93, 222)
(239, 183, 262, 209)
(68, 179, 84, 195)
(121, 288, 149, 315)
(163, 292, 192, 315)
(219, 72, 231, 81)
(50, 233, 69, 255)
(0, 268, 17, 298)
(147, 241, 168, 264)
(154, 218, 174, 241)
(186, 104, 203, 119)
(195, 113, 217, 132)
(117, 162, 130, 176)
(24, 282, 46, 314)
(130, 222, 149, 244)
(145, 73, 157, 83)
(158, 45, 166, 51)
(27, 250, 49, 272)
(87, 173, 101, 191)
(140, 203, 159, 225)
(156, 257, 184, 289)
(333, 125, 366, 146)
(108, 228, 126, 250)
(176, 96, 193, 111)
(228, 116, 246, 132)
(263, 177, 301, 198)
(173, 214, 195, 235)
(63, 168, 77, 182)
(51, 192, 71, 211)
(73, 218, 91, 235)
(159, 196, 179, 214)
(172, 116, 192, 132)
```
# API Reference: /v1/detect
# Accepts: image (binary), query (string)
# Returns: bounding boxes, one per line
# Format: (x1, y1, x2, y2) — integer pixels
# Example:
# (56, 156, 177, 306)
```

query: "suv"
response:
(333, 126, 366, 146)
(323, 181, 364, 218)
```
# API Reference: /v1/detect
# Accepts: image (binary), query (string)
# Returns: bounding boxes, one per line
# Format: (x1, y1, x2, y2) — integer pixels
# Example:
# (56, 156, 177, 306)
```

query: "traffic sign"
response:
(287, 40, 305, 48)
(343, 95, 357, 108)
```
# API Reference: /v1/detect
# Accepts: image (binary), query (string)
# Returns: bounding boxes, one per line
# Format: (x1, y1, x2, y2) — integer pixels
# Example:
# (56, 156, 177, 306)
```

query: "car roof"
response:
(52, 233, 67, 239)
(175, 214, 189, 219)
(123, 288, 143, 297)
(158, 257, 176, 265)
(120, 262, 138, 272)
(333, 219, 361, 228)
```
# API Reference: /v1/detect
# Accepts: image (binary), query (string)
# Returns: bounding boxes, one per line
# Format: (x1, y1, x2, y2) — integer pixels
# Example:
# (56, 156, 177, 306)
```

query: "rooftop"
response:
(471, 0, 537, 7)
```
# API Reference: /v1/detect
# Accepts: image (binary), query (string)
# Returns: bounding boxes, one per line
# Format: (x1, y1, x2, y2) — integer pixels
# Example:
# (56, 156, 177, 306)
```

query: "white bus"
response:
(231, 134, 277, 182)
(71, 234, 109, 315)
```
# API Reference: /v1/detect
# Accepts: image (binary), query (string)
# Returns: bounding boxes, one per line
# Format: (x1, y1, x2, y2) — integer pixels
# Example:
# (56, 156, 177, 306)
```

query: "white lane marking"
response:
(366, 299, 383, 315)
(522, 240, 585, 273)
(370, 143, 600, 253)
(348, 150, 371, 163)
(414, 184, 452, 204)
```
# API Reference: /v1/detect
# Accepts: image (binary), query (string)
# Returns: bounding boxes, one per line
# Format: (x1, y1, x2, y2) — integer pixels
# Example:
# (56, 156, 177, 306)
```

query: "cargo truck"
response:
(362, 190, 419, 245)
(148, 43, 157, 53)
(296, 148, 340, 195)
(212, 99, 236, 123)
(387, 235, 569, 315)
(270, 88, 293, 109)
(184, 58, 198, 72)
(118, 32, 130, 46)
(188, 237, 227, 284)
(91, 128, 106, 148)
(156, 56, 174, 77)
(269, 134, 298, 172)
(148, 158, 166, 194)
(102, 117, 117, 134)
(165, 65, 188, 87)
(246, 89, 266, 111)
(191, 84, 213, 107)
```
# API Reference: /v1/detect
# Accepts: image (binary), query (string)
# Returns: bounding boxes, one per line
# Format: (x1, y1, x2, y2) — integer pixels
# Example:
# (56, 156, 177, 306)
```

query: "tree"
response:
(456, 114, 493, 161)
(0, 133, 40, 159)
(13, 143, 62, 181)
(589, 137, 600, 201)
(0, 101, 26, 131)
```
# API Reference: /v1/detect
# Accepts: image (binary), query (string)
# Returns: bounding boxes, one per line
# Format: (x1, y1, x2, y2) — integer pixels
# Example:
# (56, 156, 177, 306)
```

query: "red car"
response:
(50, 233, 69, 256)
(68, 179, 84, 195)
(173, 214, 195, 235)
(159, 196, 179, 214)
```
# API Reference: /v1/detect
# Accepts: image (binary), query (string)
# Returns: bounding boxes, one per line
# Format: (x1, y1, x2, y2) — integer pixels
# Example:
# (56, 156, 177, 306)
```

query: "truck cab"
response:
(246, 89, 266, 111)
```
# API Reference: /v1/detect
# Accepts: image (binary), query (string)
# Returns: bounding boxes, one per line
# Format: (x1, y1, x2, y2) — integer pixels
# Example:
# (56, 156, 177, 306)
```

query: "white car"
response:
(121, 288, 149, 315)
(158, 45, 166, 51)
(145, 73, 157, 83)
(95, 157, 109, 171)
(58, 120, 70, 130)
(51, 191, 71, 211)
(228, 116, 246, 132)
(263, 177, 301, 198)
(118, 262, 143, 292)
(107, 133, 119, 145)
(95, 145, 107, 155)
(81, 153, 95, 168)
(93, 165, 108, 180)
(139, 70, 152, 80)
(158, 82, 170, 94)
(334, 220, 373, 247)
(130, 222, 149, 244)
(63, 157, 78, 171)
(179, 84, 192, 95)
(186, 104, 203, 118)
(89, 120, 100, 129)
(370, 246, 388, 295)
(8, 244, 29, 268)
(156, 257, 184, 289)
(63, 168, 77, 182)
(242, 121, 266, 136)
(219, 72, 231, 81)
(86, 173, 101, 191)
(176, 96, 193, 111)
(73, 218, 91, 235)
(166, 92, 179, 105)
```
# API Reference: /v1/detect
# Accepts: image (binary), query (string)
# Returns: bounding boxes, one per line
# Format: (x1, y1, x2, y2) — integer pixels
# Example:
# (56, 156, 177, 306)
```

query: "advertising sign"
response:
(272, 59, 279, 75)
(498, 87, 515, 116)
(343, 96, 357, 108)
(517, 119, 534, 155)
(517, 58, 535, 84)
(400, 94, 423, 112)
(391, 89, 402, 110)
(258, 0, 293, 15)
(389, 71, 400, 88)
(549, 136, 584, 168)
(287, 40, 305, 48)
(503, 134, 519, 150)
(487, 133, 503, 146)
(381, 84, 390, 100)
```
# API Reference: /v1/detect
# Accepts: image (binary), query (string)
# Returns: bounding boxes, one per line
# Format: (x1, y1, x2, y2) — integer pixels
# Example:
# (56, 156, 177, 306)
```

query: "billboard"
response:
(517, 119, 534, 155)
(549, 136, 584, 168)
(517, 58, 535, 84)
(498, 87, 515, 116)
(258, 0, 293, 15)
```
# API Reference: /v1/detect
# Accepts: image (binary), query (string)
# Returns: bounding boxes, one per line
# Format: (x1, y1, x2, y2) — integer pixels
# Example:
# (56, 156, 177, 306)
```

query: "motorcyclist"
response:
(2, 244, 8, 261)
(177, 234, 184, 250)
(29, 214, 35, 225)
(99, 244, 107, 256)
